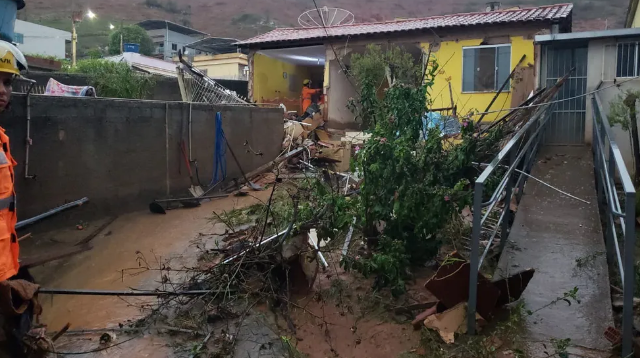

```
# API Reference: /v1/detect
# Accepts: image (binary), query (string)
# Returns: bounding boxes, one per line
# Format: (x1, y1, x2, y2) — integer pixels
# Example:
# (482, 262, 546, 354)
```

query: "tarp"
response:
(44, 78, 96, 97)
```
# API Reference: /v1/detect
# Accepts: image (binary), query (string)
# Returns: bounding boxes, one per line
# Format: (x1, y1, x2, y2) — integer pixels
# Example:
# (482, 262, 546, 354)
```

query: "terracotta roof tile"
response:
(237, 3, 573, 47)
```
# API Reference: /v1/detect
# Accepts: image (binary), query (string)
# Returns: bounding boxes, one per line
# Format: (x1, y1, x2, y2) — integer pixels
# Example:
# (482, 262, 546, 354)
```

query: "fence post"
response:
(467, 181, 484, 335)
(622, 191, 637, 358)
(499, 149, 517, 254)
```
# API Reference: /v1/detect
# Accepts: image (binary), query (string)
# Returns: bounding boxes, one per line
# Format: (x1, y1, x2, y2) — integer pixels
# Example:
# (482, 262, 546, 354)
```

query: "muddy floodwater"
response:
(21, 192, 273, 357)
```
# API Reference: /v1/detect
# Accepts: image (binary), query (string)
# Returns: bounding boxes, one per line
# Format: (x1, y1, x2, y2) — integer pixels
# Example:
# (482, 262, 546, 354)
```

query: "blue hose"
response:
(210, 112, 227, 186)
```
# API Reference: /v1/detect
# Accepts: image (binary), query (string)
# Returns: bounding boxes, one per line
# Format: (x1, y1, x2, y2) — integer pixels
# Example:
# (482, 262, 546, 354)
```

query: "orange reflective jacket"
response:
(0, 127, 18, 281)
(301, 87, 322, 114)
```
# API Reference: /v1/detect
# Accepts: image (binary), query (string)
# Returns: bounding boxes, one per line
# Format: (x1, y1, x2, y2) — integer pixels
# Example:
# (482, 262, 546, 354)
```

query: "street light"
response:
(71, 9, 97, 67)
(109, 23, 115, 30)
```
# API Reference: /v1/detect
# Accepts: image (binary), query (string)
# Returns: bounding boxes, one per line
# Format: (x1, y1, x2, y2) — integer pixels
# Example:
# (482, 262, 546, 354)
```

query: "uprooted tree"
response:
(306, 44, 507, 294)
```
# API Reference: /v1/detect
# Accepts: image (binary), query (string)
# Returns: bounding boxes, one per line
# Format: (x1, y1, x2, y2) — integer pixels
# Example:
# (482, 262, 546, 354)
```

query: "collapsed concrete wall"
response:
(2, 94, 283, 219)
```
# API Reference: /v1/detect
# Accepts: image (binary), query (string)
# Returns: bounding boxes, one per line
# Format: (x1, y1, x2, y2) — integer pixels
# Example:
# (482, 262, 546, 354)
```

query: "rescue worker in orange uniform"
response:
(0, 40, 34, 358)
(301, 79, 322, 114)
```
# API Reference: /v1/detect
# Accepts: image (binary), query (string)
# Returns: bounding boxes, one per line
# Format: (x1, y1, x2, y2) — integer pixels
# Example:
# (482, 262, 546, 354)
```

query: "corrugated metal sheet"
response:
(237, 3, 573, 47)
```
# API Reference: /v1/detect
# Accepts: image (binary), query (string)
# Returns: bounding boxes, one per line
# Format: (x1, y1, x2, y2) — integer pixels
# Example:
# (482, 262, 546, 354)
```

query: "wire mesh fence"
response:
(177, 65, 250, 105)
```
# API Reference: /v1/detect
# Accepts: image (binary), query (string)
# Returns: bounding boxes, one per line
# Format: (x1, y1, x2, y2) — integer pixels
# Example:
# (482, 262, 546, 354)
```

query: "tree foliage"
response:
(67, 59, 156, 99)
(331, 44, 504, 293)
(108, 25, 155, 56)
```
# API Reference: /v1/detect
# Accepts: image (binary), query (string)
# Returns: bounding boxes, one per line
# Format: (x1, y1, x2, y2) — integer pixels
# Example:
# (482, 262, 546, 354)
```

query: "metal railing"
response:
(592, 93, 636, 357)
(467, 101, 556, 334)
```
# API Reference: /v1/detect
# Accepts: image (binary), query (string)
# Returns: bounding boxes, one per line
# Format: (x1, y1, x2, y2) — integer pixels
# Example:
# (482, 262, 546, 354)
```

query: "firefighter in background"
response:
(301, 79, 322, 114)
(0, 40, 39, 358)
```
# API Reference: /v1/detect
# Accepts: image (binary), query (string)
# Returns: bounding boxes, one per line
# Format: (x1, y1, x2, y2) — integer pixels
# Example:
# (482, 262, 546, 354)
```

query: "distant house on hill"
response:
(13, 20, 71, 59)
(137, 20, 207, 61)
(176, 37, 249, 80)
(236, 3, 573, 128)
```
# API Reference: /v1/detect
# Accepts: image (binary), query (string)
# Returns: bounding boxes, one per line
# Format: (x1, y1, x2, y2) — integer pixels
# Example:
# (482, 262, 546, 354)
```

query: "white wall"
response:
(587, 38, 640, 175)
(14, 20, 70, 59)
(145, 28, 204, 60)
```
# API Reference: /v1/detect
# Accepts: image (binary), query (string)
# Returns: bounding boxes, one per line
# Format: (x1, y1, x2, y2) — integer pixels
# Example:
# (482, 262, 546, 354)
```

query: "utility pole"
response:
(71, 12, 80, 67)
(71, 9, 96, 67)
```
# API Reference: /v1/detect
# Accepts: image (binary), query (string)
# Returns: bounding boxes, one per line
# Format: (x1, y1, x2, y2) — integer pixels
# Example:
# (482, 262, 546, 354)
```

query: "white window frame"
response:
(615, 41, 640, 78)
(461, 44, 512, 93)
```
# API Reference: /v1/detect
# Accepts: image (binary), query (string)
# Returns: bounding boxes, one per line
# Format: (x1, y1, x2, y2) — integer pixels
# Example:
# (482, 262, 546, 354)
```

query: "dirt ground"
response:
(20, 191, 275, 357)
(17, 190, 444, 357)
(285, 263, 427, 358)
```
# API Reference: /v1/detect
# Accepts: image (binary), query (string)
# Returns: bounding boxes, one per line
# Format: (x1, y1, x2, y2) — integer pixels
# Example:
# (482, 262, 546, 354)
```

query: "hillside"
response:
(19, 0, 627, 56)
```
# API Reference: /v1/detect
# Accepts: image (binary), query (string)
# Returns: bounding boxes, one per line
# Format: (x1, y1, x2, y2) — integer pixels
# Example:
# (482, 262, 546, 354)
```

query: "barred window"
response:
(617, 42, 640, 78)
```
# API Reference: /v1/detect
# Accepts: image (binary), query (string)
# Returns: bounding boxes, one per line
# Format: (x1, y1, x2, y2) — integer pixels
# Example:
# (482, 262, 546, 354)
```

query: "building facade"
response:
(13, 20, 71, 59)
(137, 20, 207, 61)
(179, 53, 248, 80)
(536, 28, 640, 172)
(237, 3, 573, 128)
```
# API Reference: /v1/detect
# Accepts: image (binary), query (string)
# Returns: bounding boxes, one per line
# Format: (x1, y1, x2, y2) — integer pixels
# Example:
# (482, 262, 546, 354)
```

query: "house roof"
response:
(535, 27, 640, 43)
(136, 20, 208, 36)
(104, 52, 178, 77)
(236, 3, 573, 48)
(185, 37, 249, 55)
(626, 0, 639, 27)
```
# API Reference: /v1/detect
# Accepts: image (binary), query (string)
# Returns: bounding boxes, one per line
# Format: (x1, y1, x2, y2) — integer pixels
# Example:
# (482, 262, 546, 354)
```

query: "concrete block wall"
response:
(2, 95, 283, 219)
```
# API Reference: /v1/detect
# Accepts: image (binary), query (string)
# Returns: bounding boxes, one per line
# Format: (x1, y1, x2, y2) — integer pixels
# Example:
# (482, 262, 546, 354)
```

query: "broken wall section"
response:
(4, 95, 283, 219)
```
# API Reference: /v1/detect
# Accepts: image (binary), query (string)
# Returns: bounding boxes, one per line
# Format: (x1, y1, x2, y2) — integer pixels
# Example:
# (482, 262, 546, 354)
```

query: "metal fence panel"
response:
(542, 45, 588, 145)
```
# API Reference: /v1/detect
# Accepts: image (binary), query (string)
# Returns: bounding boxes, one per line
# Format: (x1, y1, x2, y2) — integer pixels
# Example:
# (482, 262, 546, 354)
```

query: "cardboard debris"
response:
(423, 302, 484, 344)
(424, 303, 466, 343)
(301, 112, 325, 139)
(316, 129, 331, 142)
(284, 121, 305, 140)
(316, 141, 352, 172)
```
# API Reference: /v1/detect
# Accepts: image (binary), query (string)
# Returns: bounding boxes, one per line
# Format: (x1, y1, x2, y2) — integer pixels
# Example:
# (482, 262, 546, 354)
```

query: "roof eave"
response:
(237, 18, 569, 50)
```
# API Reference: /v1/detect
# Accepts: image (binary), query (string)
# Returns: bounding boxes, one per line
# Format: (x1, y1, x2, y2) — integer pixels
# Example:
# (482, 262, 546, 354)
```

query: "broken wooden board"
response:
(510, 63, 535, 109)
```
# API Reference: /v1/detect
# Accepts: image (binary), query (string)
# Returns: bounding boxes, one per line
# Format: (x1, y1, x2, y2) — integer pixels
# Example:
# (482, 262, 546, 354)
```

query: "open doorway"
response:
(252, 45, 326, 115)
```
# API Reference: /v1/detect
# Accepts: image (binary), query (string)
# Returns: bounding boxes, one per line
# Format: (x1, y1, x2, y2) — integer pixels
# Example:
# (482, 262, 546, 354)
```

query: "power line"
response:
(470, 76, 640, 116)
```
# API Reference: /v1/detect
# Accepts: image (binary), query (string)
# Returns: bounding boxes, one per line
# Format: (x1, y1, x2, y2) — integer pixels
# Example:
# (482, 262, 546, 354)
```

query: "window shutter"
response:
(462, 48, 475, 92)
(497, 46, 511, 90)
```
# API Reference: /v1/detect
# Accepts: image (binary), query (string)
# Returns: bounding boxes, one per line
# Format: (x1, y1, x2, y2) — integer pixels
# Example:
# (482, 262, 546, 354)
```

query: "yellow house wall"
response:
(199, 63, 242, 78)
(633, 4, 640, 27)
(188, 54, 247, 79)
(422, 36, 534, 122)
(253, 53, 310, 113)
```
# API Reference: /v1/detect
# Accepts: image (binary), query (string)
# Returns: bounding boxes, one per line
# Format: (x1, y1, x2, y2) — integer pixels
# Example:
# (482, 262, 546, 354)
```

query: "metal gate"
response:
(541, 45, 588, 145)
